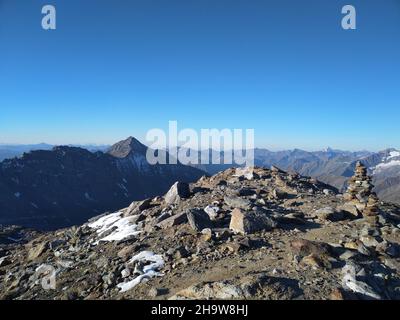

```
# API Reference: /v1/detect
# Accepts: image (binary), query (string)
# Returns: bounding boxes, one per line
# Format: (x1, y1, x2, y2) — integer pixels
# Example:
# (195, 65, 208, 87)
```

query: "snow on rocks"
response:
(204, 205, 220, 220)
(117, 251, 165, 293)
(372, 150, 400, 174)
(88, 211, 141, 243)
(233, 167, 257, 180)
(341, 263, 381, 300)
(387, 150, 400, 160)
(373, 160, 400, 174)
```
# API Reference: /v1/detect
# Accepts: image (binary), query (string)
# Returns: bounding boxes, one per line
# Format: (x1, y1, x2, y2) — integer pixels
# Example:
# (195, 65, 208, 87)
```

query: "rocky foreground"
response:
(1, 164, 400, 300)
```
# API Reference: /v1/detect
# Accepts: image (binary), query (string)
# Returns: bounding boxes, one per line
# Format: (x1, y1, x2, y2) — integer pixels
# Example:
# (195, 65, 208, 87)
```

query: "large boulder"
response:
(156, 212, 188, 229)
(229, 208, 277, 235)
(26, 241, 48, 261)
(164, 182, 191, 205)
(290, 239, 334, 269)
(169, 272, 301, 300)
(186, 209, 212, 232)
(125, 199, 151, 216)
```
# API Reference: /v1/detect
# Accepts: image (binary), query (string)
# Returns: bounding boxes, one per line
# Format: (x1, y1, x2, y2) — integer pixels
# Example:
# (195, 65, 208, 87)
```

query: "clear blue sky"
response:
(0, 0, 399, 151)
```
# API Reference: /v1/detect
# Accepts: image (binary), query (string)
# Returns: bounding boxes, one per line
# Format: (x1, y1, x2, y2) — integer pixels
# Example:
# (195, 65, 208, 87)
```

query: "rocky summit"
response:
(1, 165, 400, 300)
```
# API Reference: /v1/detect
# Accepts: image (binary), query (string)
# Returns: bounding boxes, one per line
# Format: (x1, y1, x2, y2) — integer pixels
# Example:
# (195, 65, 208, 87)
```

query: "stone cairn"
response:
(344, 161, 379, 218)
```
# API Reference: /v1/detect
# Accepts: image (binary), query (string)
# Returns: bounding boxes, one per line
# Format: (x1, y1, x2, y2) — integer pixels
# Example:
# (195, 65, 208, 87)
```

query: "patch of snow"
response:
(373, 160, 400, 174)
(342, 264, 381, 300)
(88, 211, 141, 243)
(387, 151, 400, 160)
(117, 251, 164, 293)
(204, 205, 220, 220)
(233, 167, 254, 180)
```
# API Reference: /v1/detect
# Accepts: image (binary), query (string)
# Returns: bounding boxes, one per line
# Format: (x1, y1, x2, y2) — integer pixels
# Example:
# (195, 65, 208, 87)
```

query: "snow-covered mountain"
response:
(371, 149, 400, 175)
(361, 149, 400, 204)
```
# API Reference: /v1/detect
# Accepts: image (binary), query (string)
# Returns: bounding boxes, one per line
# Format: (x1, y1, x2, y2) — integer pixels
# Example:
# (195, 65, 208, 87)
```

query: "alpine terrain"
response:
(189, 148, 400, 205)
(1, 163, 400, 300)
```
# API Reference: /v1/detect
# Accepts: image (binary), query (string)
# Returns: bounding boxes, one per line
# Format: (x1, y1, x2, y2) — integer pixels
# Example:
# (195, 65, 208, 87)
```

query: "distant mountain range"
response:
(1, 139, 399, 230)
(0, 143, 109, 161)
(0, 138, 204, 230)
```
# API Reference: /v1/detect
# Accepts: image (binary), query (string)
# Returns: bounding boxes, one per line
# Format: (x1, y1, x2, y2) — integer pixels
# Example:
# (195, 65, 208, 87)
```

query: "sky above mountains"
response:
(1, 0, 399, 151)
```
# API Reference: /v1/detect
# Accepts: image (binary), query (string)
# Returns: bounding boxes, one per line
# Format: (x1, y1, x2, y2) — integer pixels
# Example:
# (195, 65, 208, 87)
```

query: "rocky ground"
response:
(1, 166, 400, 300)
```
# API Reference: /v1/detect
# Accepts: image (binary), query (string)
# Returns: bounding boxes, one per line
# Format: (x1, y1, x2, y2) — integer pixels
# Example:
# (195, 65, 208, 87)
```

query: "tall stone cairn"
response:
(344, 161, 379, 218)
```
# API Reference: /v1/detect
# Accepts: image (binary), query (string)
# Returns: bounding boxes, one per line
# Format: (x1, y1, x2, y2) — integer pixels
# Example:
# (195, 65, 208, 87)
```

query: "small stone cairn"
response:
(344, 161, 380, 219)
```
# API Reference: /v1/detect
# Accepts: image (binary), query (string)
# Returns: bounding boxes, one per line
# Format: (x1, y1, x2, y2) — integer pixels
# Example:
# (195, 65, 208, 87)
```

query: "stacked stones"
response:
(363, 193, 380, 217)
(344, 161, 379, 218)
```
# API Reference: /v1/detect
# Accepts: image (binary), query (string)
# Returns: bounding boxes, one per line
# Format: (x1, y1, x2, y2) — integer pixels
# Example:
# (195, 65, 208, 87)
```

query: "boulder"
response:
(27, 241, 48, 261)
(125, 199, 151, 216)
(164, 182, 191, 205)
(238, 188, 256, 197)
(224, 196, 252, 210)
(186, 209, 212, 232)
(290, 239, 334, 269)
(339, 203, 361, 218)
(156, 212, 188, 229)
(315, 207, 345, 221)
(229, 208, 277, 235)
(169, 272, 300, 300)
(271, 188, 288, 200)
(290, 239, 331, 259)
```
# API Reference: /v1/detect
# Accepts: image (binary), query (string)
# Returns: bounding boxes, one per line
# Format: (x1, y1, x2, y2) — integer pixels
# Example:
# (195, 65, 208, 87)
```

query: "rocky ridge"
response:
(0, 137, 204, 230)
(1, 165, 400, 300)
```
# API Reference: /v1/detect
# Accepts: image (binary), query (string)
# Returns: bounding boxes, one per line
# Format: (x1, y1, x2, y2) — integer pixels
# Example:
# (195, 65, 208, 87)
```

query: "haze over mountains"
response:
(1, 138, 399, 230)
(0, 144, 109, 162)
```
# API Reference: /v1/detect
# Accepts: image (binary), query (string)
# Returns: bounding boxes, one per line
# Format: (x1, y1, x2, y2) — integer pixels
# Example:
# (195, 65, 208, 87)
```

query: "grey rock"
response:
(186, 209, 212, 232)
(224, 196, 252, 210)
(164, 182, 191, 205)
(272, 189, 288, 200)
(229, 208, 277, 235)
(148, 287, 162, 297)
(126, 199, 151, 216)
(156, 212, 188, 229)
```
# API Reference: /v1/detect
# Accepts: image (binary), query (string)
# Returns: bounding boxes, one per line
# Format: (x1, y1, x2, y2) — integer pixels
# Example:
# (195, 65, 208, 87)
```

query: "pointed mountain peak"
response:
(107, 136, 148, 158)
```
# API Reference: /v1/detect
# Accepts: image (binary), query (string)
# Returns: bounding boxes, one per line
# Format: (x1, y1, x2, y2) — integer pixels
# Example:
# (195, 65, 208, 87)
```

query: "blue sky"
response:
(0, 0, 399, 151)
